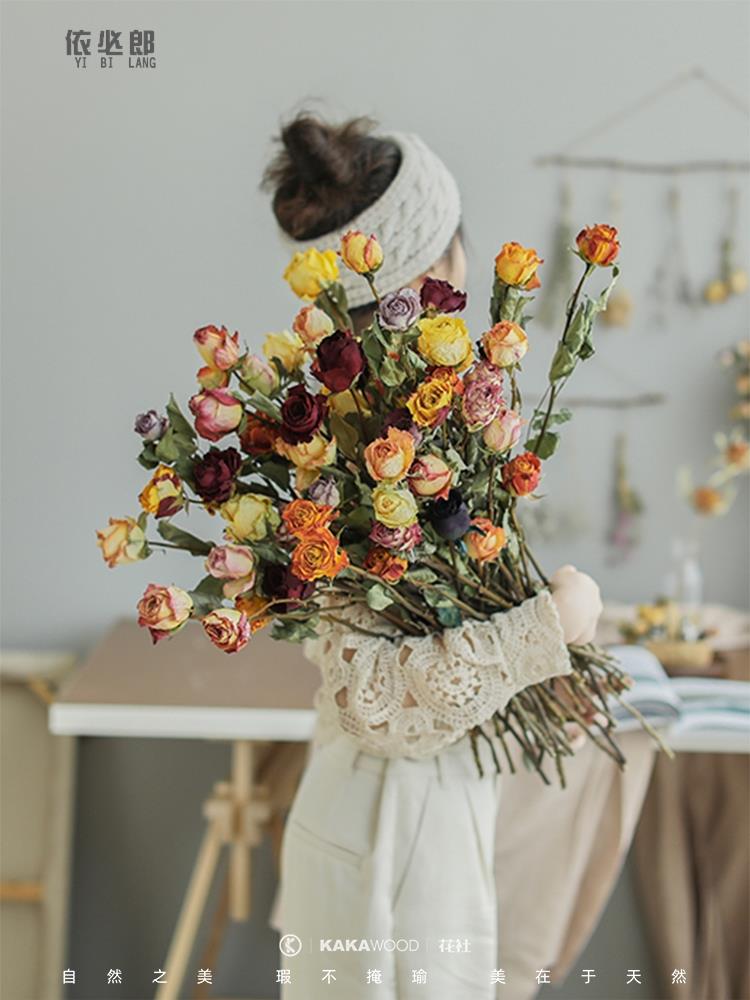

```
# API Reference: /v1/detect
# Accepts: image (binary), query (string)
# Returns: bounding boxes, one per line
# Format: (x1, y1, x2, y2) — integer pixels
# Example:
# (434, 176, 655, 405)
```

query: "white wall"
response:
(2, 2, 748, 998)
(2, 0, 749, 651)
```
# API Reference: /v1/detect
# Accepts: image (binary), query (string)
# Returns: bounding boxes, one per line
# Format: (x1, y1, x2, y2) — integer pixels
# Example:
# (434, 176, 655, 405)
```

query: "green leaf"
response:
(548, 344, 576, 382)
(528, 430, 559, 459)
(272, 617, 320, 643)
(366, 583, 394, 610)
(154, 431, 181, 463)
(328, 411, 360, 460)
(188, 575, 226, 616)
(436, 604, 462, 628)
(167, 394, 197, 443)
(157, 521, 214, 556)
(138, 444, 160, 470)
(247, 392, 282, 422)
(405, 567, 438, 584)
(380, 356, 405, 387)
(255, 459, 291, 492)
(251, 540, 289, 565)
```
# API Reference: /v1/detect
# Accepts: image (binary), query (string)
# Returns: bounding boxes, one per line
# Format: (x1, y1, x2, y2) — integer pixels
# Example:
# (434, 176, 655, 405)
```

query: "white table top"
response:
(49, 619, 320, 741)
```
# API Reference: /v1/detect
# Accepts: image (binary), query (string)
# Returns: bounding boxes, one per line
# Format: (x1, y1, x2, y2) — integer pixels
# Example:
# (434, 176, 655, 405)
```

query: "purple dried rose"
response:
(307, 477, 341, 508)
(378, 288, 422, 331)
(134, 409, 168, 443)
(420, 277, 467, 313)
(426, 488, 471, 540)
(369, 521, 423, 553)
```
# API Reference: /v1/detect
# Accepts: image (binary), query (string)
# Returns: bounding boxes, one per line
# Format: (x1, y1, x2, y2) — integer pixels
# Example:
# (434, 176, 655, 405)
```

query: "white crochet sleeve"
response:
(304, 589, 572, 759)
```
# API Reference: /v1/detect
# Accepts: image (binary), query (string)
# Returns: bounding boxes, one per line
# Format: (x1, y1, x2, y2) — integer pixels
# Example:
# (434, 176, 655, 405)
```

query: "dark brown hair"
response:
(263, 113, 402, 241)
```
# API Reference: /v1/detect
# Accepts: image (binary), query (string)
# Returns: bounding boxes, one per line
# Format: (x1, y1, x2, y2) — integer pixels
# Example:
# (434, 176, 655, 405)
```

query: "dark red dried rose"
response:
(239, 413, 280, 456)
(279, 384, 326, 445)
(262, 564, 315, 614)
(193, 447, 242, 503)
(420, 277, 467, 313)
(311, 330, 366, 393)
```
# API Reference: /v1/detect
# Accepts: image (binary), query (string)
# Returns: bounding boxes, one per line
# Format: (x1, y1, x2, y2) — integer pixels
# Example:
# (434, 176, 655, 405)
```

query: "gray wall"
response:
(2, 2, 748, 998)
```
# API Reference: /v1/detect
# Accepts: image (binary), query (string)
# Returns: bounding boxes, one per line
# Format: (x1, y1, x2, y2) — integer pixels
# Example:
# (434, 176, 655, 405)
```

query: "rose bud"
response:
(464, 516, 507, 563)
(196, 366, 229, 389)
(188, 388, 243, 442)
(263, 329, 307, 373)
(138, 464, 185, 519)
(283, 247, 339, 300)
(340, 230, 384, 274)
(201, 608, 251, 653)
(280, 384, 327, 445)
(96, 516, 148, 568)
(494, 242, 544, 288)
(134, 409, 168, 443)
(137, 584, 193, 644)
(368, 521, 423, 553)
(193, 447, 241, 504)
(420, 277, 467, 313)
(240, 354, 280, 396)
(239, 413, 279, 456)
(311, 330, 366, 393)
(292, 304, 334, 349)
(408, 454, 453, 500)
(262, 563, 315, 614)
(426, 488, 472, 540)
(502, 451, 542, 497)
(482, 321, 528, 368)
(378, 288, 422, 331)
(363, 546, 408, 584)
(193, 325, 240, 371)
(576, 224, 620, 267)
(205, 544, 257, 599)
(307, 477, 341, 508)
(483, 408, 523, 454)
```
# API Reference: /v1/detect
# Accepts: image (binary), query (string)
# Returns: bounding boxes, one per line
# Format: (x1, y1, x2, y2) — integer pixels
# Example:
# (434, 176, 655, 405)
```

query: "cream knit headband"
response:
(278, 131, 461, 309)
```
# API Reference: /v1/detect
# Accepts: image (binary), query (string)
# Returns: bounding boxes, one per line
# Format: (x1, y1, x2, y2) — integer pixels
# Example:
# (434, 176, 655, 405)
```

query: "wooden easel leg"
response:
(156, 813, 225, 1000)
(229, 741, 252, 922)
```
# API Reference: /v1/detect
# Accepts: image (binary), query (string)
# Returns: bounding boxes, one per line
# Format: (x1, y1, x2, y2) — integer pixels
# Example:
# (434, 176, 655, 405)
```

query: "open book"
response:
(607, 644, 750, 753)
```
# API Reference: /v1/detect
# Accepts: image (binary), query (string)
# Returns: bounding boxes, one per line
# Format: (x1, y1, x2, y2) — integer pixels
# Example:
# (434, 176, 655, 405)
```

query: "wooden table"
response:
(49, 620, 320, 1000)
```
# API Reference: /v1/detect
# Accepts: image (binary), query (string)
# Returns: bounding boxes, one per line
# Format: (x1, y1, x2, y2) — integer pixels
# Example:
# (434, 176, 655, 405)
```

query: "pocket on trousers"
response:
(285, 817, 365, 868)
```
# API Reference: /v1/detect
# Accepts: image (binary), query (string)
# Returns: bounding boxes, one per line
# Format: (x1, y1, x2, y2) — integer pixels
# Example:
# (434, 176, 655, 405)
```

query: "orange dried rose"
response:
(363, 545, 408, 583)
(576, 224, 620, 267)
(282, 498, 335, 538)
(464, 517, 507, 563)
(290, 528, 349, 581)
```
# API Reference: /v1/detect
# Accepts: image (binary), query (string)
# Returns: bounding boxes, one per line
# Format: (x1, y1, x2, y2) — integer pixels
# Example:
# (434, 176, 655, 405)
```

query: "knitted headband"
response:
(278, 131, 462, 309)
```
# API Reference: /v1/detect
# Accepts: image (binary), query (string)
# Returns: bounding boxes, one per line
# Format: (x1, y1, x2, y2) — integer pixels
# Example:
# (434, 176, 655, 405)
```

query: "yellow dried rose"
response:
(416, 315, 474, 371)
(371, 484, 419, 529)
(406, 371, 455, 428)
(283, 248, 339, 300)
(262, 330, 306, 372)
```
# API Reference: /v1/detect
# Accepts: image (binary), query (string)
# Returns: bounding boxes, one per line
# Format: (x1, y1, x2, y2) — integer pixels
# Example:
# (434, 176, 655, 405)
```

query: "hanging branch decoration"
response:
(645, 185, 696, 325)
(535, 67, 750, 176)
(702, 185, 749, 304)
(600, 185, 634, 329)
(679, 338, 750, 516)
(607, 433, 644, 563)
(537, 180, 576, 329)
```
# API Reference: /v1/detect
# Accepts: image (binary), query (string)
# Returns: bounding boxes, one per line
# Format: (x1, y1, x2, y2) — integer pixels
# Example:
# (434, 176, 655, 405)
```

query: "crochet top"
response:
(304, 589, 572, 759)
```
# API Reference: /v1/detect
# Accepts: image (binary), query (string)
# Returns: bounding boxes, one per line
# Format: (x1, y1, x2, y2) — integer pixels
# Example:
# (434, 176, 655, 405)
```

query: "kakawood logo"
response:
(279, 934, 302, 957)
(320, 939, 420, 952)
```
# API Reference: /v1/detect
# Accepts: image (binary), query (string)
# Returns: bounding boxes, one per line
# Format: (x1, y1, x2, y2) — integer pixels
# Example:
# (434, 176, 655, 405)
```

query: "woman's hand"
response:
(549, 564, 603, 645)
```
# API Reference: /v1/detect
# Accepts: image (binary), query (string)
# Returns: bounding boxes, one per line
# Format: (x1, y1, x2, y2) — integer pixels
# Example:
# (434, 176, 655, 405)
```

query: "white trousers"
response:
(278, 734, 500, 1000)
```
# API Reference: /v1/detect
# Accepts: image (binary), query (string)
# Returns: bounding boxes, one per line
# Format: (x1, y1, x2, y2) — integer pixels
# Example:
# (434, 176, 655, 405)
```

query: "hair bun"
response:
(264, 112, 401, 241)
(281, 116, 356, 187)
